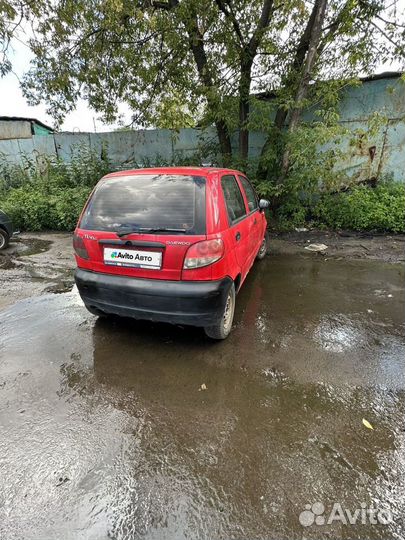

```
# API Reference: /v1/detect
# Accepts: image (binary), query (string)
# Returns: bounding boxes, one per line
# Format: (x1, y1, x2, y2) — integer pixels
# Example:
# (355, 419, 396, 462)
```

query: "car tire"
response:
(256, 231, 269, 260)
(0, 229, 9, 251)
(204, 283, 235, 340)
(85, 304, 107, 318)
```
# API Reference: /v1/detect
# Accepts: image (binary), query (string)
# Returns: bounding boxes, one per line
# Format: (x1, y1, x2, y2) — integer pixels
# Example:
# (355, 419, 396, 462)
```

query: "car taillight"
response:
(73, 234, 89, 260)
(183, 239, 224, 269)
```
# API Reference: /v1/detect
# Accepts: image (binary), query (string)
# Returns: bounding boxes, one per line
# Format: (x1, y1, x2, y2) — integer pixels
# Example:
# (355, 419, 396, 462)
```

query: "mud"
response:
(270, 230, 405, 263)
(0, 245, 404, 539)
(1, 231, 403, 312)
(0, 233, 75, 310)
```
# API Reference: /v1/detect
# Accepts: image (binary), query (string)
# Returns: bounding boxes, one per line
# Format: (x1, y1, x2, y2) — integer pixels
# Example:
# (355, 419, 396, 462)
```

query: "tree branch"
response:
(214, 0, 245, 46)
(248, 0, 274, 56)
(317, 0, 351, 55)
(369, 19, 405, 49)
(150, 0, 179, 9)
(375, 13, 405, 28)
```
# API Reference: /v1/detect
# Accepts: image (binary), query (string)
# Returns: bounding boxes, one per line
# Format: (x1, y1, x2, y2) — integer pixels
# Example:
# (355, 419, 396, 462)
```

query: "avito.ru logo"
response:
(299, 502, 393, 527)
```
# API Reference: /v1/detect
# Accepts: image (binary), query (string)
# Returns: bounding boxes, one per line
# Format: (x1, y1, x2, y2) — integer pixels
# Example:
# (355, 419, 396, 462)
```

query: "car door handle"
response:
(235, 232, 241, 242)
(253, 218, 257, 225)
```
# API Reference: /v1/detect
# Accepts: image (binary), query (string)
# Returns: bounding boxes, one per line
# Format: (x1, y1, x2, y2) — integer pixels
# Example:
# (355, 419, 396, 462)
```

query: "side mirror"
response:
(259, 199, 270, 211)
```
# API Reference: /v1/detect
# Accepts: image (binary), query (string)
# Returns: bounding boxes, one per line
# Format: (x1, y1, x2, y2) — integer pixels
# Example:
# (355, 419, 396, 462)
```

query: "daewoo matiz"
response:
(74, 167, 269, 339)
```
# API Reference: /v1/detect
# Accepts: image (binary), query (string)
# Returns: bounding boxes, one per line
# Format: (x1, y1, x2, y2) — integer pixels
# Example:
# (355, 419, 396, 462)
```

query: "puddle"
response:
(8, 236, 53, 258)
(0, 255, 404, 539)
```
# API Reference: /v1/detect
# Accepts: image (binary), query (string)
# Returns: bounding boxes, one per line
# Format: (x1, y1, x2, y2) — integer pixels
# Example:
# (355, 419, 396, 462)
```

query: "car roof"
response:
(103, 167, 244, 180)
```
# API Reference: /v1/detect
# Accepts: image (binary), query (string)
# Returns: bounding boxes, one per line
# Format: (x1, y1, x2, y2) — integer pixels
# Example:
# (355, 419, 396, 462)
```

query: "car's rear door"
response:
(77, 174, 207, 281)
(238, 175, 261, 263)
(220, 174, 250, 277)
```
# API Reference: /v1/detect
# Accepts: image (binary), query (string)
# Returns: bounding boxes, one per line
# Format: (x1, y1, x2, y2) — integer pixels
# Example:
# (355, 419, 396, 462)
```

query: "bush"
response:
(2, 189, 59, 230)
(1, 145, 403, 234)
(312, 181, 405, 233)
(271, 180, 405, 233)
(0, 144, 216, 232)
(0, 147, 109, 231)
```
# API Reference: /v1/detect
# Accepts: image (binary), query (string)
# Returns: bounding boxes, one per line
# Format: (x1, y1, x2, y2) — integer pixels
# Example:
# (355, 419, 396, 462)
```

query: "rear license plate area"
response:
(103, 246, 162, 269)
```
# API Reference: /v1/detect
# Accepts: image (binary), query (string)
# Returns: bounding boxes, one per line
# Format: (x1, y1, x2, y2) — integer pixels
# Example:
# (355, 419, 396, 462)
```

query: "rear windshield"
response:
(80, 174, 206, 234)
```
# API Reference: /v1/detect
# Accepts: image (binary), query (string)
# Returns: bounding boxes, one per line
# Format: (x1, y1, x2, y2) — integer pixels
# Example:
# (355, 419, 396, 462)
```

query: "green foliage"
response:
(1, 0, 403, 237)
(252, 122, 349, 198)
(19, 0, 405, 132)
(0, 143, 221, 231)
(270, 179, 405, 233)
(3, 0, 404, 209)
(312, 181, 405, 233)
(0, 147, 110, 231)
(1, 144, 403, 234)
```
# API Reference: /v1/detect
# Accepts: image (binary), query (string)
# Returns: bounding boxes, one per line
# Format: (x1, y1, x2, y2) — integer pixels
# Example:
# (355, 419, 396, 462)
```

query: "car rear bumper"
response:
(75, 268, 233, 327)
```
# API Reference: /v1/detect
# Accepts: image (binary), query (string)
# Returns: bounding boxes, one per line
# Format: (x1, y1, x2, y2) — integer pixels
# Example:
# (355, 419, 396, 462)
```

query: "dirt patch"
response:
(0, 232, 75, 311)
(1, 229, 403, 312)
(269, 229, 405, 263)
(0, 254, 16, 270)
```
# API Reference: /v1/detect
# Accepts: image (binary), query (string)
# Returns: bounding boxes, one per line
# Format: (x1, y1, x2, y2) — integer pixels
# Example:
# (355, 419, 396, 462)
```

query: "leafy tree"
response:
(257, 0, 405, 181)
(5, 0, 405, 180)
(0, 1, 50, 77)
(0, 0, 30, 76)
(21, 0, 279, 163)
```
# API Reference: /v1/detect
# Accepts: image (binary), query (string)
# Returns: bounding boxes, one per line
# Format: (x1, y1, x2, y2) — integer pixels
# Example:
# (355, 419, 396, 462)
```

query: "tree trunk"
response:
(152, 0, 233, 162)
(279, 0, 328, 180)
(216, 119, 233, 164)
(257, 0, 325, 180)
(238, 0, 274, 162)
(238, 57, 253, 162)
(187, 15, 232, 164)
(214, 0, 273, 162)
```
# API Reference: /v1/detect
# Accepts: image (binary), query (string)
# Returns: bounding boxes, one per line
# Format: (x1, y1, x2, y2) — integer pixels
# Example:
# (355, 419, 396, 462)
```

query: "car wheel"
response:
(256, 232, 269, 260)
(204, 283, 235, 340)
(0, 229, 9, 250)
(85, 304, 107, 317)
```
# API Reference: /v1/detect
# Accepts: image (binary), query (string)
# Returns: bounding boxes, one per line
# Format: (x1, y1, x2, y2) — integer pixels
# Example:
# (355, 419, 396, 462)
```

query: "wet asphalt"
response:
(0, 254, 404, 540)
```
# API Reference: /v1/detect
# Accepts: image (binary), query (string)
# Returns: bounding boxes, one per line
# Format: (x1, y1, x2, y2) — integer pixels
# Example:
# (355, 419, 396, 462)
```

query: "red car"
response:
(74, 167, 269, 339)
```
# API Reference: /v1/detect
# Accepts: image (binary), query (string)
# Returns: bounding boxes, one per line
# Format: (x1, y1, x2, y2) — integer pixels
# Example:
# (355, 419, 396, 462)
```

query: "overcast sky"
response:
(1, 9, 404, 133)
(0, 36, 130, 132)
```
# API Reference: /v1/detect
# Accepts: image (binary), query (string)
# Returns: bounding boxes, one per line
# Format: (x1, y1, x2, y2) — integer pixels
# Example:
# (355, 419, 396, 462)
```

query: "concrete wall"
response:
(0, 128, 218, 167)
(0, 120, 32, 140)
(0, 127, 267, 170)
(304, 76, 405, 182)
(0, 76, 403, 182)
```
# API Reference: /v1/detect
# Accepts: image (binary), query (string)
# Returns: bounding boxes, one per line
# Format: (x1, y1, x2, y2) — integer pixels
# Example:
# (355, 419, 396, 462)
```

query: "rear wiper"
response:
(145, 227, 187, 234)
(114, 223, 141, 237)
(116, 227, 142, 237)
(116, 227, 186, 237)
